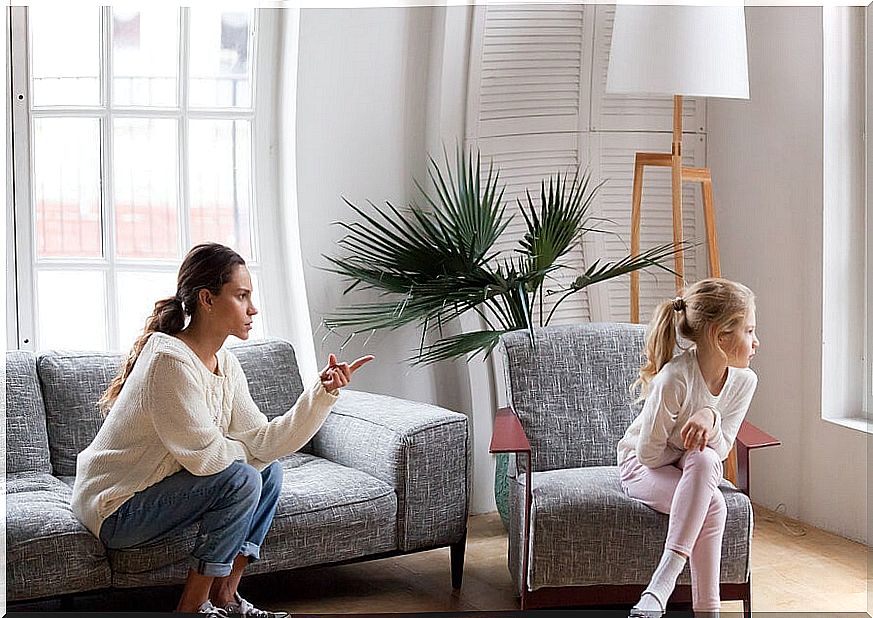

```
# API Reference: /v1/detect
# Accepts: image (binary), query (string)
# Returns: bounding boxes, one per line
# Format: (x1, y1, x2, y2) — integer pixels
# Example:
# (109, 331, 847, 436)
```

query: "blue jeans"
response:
(99, 461, 283, 577)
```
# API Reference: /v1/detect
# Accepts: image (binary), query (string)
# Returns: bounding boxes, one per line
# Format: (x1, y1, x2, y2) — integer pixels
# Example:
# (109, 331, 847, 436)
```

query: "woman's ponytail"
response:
(97, 295, 186, 414)
(632, 297, 680, 401)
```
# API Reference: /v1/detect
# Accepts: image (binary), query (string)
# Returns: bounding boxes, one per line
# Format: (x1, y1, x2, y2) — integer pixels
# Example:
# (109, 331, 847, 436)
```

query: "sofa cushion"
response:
(508, 466, 751, 592)
(6, 473, 112, 601)
(500, 324, 646, 471)
(37, 351, 121, 476)
(228, 338, 305, 420)
(6, 351, 52, 475)
(109, 453, 397, 587)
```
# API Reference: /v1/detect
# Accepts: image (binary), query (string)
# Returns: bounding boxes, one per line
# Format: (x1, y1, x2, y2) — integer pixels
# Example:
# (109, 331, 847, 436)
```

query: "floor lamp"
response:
(607, 5, 750, 483)
(606, 4, 750, 323)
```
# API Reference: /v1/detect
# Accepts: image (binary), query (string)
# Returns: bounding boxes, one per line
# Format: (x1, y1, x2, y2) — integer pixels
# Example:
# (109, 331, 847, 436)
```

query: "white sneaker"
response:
(223, 592, 289, 618)
(198, 600, 229, 617)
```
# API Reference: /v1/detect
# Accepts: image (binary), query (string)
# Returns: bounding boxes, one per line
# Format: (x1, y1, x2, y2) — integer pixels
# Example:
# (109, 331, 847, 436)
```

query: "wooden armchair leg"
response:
(450, 534, 466, 589)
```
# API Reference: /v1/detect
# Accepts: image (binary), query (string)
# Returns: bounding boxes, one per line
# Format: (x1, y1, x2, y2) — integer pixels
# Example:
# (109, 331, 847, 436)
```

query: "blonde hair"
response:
(98, 243, 245, 414)
(632, 277, 755, 400)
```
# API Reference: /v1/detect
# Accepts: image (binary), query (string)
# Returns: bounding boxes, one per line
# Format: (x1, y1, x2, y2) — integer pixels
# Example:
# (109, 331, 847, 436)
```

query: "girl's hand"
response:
(680, 408, 715, 451)
(319, 353, 375, 392)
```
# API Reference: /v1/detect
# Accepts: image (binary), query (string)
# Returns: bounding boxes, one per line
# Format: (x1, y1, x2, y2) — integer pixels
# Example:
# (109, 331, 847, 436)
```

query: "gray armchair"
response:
(489, 323, 778, 613)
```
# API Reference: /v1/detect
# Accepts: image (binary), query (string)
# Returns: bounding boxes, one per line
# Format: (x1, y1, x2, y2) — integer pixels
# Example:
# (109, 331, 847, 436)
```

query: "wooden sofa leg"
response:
(450, 535, 466, 589)
(743, 581, 752, 616)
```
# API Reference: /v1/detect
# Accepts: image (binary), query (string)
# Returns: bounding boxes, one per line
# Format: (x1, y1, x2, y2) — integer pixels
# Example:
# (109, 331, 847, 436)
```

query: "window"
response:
(9, 7, 275, 352)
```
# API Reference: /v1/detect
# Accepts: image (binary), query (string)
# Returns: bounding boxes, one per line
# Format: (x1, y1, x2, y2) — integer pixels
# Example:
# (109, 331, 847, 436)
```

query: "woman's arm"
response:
(145, 354, 250, 476)
(226, 361, 339, 463)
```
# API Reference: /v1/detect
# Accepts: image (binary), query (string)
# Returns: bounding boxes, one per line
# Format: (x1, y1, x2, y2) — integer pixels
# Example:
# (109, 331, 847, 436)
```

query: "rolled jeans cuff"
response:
(192, 556, 233, 577)
(239, 541, 261, 562)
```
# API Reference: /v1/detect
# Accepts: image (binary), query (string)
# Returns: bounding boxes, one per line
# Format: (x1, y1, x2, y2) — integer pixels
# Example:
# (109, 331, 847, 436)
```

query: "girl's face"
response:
(206, 264, 258, 340)
(721, 307, 759, 369)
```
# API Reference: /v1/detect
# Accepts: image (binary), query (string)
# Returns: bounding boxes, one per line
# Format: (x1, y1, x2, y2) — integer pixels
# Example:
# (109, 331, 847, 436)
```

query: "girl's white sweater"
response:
(71, 332, 338, 537)
(617, 347, 758, 469)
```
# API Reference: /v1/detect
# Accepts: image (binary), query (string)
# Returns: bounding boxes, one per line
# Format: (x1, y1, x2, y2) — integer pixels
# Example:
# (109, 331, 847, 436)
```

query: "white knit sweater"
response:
(616, 347, 758, 469)
(71, 332, 338, 537)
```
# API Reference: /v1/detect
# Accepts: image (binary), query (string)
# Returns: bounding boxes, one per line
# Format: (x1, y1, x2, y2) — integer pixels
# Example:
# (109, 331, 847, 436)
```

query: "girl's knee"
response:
(685, 447, 723, 476)
(708, 489, 727, 521)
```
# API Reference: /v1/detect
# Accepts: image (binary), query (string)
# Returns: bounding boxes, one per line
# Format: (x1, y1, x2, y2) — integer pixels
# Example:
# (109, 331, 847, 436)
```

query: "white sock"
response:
(634, 549, 687, 612)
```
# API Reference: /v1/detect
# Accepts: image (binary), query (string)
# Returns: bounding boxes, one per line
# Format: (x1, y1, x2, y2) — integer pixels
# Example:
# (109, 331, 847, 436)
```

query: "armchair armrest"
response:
(308, 390, 469, 552)
(734, 420, 781, 496)
(490, 406, 531, 454)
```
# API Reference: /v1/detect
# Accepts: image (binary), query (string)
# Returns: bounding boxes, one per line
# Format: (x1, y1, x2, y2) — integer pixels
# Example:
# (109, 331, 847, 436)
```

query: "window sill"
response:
(823, 416, 873, 435)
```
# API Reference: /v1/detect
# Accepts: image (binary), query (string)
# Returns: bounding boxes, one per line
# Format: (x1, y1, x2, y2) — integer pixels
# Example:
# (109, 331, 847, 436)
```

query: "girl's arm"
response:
(706, 372, 759, 459)
(636, 371, 687, 467)
(146, 353, 251, 475)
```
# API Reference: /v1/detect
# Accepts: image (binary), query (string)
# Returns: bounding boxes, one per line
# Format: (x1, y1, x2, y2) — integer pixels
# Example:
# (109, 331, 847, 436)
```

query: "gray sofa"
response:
(5, 338, 470, 604)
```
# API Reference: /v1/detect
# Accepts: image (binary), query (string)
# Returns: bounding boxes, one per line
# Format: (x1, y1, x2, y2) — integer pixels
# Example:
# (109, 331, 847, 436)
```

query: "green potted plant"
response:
(323, 148, 683, 525)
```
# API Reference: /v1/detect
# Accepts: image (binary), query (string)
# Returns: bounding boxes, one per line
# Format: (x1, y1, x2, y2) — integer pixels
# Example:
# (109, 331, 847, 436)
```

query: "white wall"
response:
(295, 8, 470, 414)
(708, 7, 869, 543)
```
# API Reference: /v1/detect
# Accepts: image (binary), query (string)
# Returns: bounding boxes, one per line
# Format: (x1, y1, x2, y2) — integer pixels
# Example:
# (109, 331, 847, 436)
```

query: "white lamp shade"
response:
(606, 5, 749, 99)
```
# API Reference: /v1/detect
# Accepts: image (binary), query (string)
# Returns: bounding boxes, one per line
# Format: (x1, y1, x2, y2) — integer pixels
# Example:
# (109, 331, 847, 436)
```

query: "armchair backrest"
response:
(499, 323, 645, 472)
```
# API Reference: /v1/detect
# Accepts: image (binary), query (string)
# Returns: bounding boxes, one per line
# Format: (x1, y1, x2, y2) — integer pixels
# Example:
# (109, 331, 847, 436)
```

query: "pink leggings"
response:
(619, 447, 727, 612)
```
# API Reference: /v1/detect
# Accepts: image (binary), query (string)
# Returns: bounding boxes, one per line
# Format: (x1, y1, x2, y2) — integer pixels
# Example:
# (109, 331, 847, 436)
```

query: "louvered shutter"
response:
(466, 4, 597, 324)
(587, 132, 708, 323)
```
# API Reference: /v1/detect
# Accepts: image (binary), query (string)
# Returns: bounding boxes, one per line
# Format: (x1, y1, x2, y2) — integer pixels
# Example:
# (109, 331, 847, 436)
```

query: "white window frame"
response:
(866, 4, 872, 420)
(8, 7, 281, 352)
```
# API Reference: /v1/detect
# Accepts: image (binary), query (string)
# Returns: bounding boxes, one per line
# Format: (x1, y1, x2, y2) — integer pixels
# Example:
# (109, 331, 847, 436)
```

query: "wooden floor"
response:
(15, 504, 869, 614)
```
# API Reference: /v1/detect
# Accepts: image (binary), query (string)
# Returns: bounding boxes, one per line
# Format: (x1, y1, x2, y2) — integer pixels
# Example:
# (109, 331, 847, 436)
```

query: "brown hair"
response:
(98, 243, 246, 414)
(632, 277, 755, 400)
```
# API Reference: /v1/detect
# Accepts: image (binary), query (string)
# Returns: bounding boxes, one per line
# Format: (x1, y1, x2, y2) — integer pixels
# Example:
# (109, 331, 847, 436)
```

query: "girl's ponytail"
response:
(632, 298, 679, 400)
(98, 296, 186, 414)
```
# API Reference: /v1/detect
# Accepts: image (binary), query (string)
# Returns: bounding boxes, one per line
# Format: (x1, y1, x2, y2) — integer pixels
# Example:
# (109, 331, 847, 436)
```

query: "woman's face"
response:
(206, 264, 258, 340)
(721, 307, 759, 369)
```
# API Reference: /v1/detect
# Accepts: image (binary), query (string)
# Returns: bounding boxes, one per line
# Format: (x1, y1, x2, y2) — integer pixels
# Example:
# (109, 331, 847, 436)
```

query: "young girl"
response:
(72, 243, 373, 617)
(616, 278, 759, 617)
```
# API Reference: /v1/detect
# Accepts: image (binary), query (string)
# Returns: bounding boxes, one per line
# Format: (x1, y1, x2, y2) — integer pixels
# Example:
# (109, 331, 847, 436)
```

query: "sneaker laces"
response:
(224, 593, 289, 618)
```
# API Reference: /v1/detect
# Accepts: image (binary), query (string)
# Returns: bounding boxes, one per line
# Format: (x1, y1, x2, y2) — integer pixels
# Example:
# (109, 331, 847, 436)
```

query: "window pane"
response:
(189, 9, 253, 108)
(112, 9, 179, 107)
(114, 118, 179, 259)
(188, 119, 253, 258)
(37, 270, 107, 350)
(116, 271, 177, 352)
(33, 118, 102, 258)
(30, 6, 101, 106)
(248, 271, 264, 341)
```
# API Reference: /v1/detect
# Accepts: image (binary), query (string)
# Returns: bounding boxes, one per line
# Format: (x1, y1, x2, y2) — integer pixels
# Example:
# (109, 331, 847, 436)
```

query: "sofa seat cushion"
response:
(6, 474, 112, 601)
(110, 453, 397, 587)
(510, 466, 751, 592)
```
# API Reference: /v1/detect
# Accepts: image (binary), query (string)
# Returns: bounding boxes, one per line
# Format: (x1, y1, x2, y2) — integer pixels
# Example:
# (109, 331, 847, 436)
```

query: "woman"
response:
(72, 243, 373, 616)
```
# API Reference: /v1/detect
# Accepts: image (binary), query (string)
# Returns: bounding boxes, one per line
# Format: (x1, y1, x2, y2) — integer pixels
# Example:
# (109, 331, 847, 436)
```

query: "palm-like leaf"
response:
(323, 148, 690, 364)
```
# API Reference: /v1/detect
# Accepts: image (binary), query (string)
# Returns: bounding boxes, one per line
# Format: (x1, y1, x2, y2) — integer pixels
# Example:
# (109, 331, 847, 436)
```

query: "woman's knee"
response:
(708, 488, 727, 523)
(222, 461, 262, 499)
(261, 461, 283, 493)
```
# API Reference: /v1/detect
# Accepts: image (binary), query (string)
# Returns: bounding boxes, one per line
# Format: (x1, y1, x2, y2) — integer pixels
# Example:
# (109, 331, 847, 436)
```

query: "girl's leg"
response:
(211, 462, 284, 606)
(688, 490, 727, 612)
(621, 448, 724, 614)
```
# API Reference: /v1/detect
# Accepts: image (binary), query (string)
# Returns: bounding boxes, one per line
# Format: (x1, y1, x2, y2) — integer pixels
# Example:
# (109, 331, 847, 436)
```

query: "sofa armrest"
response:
(735, 420, 781, 496)
(308, 389, 469, 552)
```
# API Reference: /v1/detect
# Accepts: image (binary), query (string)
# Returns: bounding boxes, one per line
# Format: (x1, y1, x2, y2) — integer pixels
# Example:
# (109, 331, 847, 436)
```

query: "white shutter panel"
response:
(468, 4, 592, 139)
(475, 133, 593, 325)
(587, 132, 708, 323)
(590, 5, 706, 133)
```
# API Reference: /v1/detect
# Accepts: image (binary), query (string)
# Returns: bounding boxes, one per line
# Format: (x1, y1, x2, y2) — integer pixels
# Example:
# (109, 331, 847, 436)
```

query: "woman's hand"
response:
(319, 353, 375, 392)
(680, 407, 716, 451)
